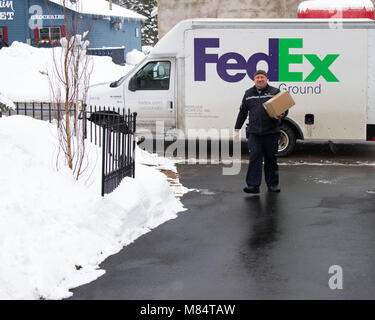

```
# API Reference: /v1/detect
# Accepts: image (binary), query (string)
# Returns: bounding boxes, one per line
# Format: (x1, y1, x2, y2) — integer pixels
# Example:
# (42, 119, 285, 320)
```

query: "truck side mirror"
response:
(129, 76, 137, 92)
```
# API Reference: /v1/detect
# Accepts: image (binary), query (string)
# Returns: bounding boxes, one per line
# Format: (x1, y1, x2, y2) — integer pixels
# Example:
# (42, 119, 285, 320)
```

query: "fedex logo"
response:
(194, 38, 340, 83)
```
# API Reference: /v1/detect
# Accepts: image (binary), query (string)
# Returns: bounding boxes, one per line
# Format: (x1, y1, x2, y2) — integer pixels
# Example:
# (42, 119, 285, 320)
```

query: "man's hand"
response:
(233, 130, 240, 140)
(275, 112, 286, 119)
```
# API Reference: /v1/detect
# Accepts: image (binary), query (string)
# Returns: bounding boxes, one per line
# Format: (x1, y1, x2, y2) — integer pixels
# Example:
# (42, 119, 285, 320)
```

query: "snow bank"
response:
(0, 115, 188, 300)
(0, 93, 15, 110)
(126, 49, 146, 65)
(0, 41, 138, 102)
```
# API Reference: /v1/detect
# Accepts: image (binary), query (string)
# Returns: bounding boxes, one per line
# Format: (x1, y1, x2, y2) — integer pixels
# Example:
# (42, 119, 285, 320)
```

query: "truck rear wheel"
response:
(278, 124, 296, 157)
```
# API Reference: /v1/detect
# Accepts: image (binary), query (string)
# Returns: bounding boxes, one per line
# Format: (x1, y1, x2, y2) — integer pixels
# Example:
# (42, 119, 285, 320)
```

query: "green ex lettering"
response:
(278, 38, 339, 82)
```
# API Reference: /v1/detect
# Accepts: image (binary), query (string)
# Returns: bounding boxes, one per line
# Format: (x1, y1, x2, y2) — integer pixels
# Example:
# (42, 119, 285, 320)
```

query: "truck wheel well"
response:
(282, 118, 303, 140)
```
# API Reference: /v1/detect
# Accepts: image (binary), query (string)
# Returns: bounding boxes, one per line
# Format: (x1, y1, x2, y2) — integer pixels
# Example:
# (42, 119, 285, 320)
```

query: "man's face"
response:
(254, 75, 268, 89)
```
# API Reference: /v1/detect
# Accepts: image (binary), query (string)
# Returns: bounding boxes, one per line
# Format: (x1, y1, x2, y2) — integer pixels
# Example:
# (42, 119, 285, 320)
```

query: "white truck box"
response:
(87, 19, 375, 156)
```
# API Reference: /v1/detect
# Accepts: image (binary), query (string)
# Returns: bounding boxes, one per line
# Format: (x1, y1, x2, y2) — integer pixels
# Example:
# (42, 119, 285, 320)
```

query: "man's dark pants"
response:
(246, 132, 280, 188)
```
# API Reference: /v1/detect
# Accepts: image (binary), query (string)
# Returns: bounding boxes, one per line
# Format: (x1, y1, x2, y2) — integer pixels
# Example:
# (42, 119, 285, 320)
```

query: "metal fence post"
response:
(82, 104, 87, 139)
(101, 124, 106, 197)
(132, 112, 137, 178)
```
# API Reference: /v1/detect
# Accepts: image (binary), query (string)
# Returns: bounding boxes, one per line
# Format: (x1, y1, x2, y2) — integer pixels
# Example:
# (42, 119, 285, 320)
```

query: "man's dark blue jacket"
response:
(235, 84, 287, 136)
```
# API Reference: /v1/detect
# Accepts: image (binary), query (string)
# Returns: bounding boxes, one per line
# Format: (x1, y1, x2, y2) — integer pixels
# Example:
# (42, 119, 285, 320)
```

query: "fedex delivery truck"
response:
(88, 18, 375, 156)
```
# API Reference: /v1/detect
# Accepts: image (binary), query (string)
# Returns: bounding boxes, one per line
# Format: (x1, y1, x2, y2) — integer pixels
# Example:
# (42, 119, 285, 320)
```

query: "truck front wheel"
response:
(278, 124, 296, 157)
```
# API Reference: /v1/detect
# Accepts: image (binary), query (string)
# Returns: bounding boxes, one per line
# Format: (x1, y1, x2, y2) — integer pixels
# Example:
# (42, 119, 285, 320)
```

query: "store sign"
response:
(30, 15, 65, 20)
(0, 0, 15, 20)
(28, 5, 65, 29)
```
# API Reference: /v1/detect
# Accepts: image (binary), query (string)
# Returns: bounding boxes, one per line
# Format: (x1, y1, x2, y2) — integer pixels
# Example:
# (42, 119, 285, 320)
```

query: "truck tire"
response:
(278, 124, 296, 157)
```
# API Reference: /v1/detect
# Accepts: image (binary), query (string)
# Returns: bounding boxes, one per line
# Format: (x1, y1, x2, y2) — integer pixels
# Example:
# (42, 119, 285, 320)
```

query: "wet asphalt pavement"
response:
(70, 141, 375, 300)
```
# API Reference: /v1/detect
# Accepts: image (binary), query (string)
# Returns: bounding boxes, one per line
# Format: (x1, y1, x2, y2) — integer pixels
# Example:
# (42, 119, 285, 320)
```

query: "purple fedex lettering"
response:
(194, 38, 219, 81)
(247, 39, 279, 81)
(194, 38, 280, 82)
(217, 52, 247, 82)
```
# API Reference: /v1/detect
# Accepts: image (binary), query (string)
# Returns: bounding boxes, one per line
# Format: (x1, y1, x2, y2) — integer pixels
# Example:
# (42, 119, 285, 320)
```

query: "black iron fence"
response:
(5, 102, 137, 196)
(80, 107, 137, 196)
(81, 105, 132, 147)
(98, 111, 137, 196)
(5, 102, 77, 122)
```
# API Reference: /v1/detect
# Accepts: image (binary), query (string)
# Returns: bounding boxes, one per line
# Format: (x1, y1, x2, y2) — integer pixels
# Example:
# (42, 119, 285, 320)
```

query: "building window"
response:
(34, 26, 65, 45)
(133, 61, 171, 90)
(111, 21, 123, 31)
(39, 27, 60, 40)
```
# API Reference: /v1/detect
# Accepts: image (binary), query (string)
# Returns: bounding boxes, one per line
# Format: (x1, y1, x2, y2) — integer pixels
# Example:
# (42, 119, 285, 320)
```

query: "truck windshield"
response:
(109, 56, 148, 88)
(110, 66, 136, 88)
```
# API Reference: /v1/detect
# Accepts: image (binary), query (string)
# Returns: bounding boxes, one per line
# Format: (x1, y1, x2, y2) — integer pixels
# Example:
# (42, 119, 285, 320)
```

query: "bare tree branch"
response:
(48, 0, 93, 180)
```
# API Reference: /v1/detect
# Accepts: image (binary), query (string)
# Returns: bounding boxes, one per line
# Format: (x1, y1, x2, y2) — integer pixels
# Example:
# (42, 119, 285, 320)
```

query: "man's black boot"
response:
(243, 186, 260, 194)
(268, 185, 281, 193)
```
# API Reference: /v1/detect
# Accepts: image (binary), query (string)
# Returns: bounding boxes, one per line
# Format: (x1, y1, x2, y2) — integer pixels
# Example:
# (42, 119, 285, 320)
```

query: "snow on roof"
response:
(48, 0, 147, 20)
(299, 0, 374, 12)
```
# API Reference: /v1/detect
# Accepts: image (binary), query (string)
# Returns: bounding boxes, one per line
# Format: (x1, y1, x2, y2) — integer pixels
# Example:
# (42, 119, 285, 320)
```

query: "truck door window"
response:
(134, 61, 171, 90)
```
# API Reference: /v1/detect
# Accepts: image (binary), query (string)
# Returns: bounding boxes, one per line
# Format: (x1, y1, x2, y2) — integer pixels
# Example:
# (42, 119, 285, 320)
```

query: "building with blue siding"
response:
(0, 0, 146, 64)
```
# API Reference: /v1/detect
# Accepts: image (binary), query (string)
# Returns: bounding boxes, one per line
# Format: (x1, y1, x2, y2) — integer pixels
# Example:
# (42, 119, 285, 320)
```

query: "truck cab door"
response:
(125, 59, 176, 133)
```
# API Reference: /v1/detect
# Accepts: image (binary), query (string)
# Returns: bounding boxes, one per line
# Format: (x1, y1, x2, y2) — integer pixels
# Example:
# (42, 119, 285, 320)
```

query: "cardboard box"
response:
(263, 91, 295, 118)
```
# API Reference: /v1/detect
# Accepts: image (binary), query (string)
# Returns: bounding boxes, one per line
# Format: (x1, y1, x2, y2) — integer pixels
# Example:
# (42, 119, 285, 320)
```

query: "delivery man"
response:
(234, 70, 288, 194)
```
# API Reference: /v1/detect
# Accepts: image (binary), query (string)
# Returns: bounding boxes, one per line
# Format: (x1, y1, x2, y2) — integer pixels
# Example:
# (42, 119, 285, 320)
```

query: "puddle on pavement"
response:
(304, 176, 338, 184)
(196, 189, 216, 196)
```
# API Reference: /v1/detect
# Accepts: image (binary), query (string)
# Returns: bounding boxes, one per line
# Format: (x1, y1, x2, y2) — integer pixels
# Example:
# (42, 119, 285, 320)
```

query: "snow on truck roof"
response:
(298, 0, 374, 12)
(48, 0, 147, 20)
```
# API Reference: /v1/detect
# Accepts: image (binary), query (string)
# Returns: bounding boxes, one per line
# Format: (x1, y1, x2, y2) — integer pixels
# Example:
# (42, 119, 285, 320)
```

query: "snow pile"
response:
(0, 41, 138, 103)
(60, 32, 90, 51)
(0, 42, 52, 102)
(298, 0, 374, 12)
(0, 92, 15, 110)
(0, 115, 188, 300)
(126, 49, 146, 65)
(136, 147, 191, 199)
